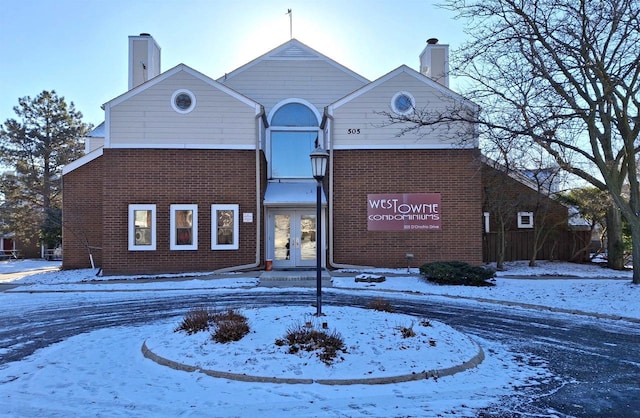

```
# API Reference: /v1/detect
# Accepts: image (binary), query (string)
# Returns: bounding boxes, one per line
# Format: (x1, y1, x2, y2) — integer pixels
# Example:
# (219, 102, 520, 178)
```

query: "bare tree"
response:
(482, 161, 521, 270)
(418, 0, 639, 282)
(521, 160, 565, 267)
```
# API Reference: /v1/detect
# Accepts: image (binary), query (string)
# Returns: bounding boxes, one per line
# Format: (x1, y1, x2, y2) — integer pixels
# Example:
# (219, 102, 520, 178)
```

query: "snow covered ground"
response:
(4, 258, 638, 319)
(0, 259, 638, 417)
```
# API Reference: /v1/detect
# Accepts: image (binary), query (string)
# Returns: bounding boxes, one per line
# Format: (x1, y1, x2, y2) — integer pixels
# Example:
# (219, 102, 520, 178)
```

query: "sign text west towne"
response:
(367, 193, 441, 231)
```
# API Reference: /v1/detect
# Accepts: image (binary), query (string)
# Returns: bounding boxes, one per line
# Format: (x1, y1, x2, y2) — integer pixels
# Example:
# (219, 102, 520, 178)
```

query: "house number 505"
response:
(347, 128, 361, 134)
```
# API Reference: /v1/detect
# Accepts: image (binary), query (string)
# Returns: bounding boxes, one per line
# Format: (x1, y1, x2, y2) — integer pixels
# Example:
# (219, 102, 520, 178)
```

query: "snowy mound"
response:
(145, 305, 481, 381)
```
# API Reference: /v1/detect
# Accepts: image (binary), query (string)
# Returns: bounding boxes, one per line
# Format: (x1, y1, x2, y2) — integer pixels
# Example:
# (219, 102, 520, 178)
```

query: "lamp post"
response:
(310, 147, 329, 316)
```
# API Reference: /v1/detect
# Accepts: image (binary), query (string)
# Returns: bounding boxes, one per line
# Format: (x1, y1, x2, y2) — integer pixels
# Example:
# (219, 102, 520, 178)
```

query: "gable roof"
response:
(481, 155, 565, 203)
(218, 39, 370, 85)
(104, 63, 261, 112)
(328, 65, 479, 112)
(87, 121, 105, 138)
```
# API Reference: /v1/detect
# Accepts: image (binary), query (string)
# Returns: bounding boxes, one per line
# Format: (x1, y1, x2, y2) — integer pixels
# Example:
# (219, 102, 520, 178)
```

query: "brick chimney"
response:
(419, 38, 449, 88)
(128, 33, 161, 90)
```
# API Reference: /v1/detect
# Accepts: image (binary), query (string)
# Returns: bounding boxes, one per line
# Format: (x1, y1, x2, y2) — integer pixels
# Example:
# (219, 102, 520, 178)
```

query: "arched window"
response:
(269, 102, 320, 178)
(271, 103, 318, 126)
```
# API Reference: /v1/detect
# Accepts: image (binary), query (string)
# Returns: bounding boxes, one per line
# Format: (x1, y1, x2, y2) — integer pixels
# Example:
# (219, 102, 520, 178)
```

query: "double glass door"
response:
(272, 210, 317, 268)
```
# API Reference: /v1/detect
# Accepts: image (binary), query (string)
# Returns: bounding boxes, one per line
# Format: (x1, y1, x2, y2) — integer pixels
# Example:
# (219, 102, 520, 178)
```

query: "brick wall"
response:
(62, 156, 104, 269)
(331, 149, 483, 268)
(61, 149, 261, 275)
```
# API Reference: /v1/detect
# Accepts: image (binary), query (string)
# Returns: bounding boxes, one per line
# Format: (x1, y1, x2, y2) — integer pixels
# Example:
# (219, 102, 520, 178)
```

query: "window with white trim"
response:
(170, 204, 198, 250)
(517, 211, 534, 229)
(391, 91, 415, 115)
(170, 89, 196, 114)
(128, 204, 156, 251)
(268, 101, 321, 179)
(212, 204, 239, 250)
(483, 212, 490, 233)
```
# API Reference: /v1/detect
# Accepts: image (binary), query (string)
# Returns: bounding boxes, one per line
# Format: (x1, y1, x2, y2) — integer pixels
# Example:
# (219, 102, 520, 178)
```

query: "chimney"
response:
(419, 38, 449, 88)
(128, 33, 161, 90)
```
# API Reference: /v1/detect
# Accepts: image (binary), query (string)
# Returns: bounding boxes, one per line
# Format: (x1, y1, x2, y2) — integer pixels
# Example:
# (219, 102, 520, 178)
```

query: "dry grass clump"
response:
(174, 307, 250, 343)
(275, 322, 346, 365)
(397, 323, 417, 338)
(174, 307, 212, 335)
(211, 309, 250, 343)
(367, 298, 394, 312)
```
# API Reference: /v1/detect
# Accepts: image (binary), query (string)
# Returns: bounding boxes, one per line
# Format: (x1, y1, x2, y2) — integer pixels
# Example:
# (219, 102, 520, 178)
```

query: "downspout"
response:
(324, 107, 374, 270)
(214, 105, 265, 273)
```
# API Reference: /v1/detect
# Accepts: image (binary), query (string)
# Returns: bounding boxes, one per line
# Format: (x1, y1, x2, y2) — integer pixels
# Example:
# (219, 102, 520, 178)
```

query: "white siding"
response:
(109, 70, 257, 148)
(129, 39, 150, 89)
(221, 60, 367, 116)
(332, 72, 475, 149)
(85, 137, 104, 153)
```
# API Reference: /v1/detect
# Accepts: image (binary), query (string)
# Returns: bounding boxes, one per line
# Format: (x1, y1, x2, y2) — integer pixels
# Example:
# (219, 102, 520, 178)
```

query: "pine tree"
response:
(0, 90, 91, 252)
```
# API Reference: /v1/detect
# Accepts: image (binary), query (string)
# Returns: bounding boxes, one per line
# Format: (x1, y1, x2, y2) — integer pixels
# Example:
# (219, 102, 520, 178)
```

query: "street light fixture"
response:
(310, 147, 329, 316)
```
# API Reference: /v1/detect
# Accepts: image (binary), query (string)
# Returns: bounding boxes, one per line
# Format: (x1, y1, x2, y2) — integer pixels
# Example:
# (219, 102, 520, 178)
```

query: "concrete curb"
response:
(141, 340, 485, 385)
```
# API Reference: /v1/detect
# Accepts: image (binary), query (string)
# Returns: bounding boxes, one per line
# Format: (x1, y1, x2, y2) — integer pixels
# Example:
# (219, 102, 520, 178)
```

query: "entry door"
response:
(272, 211, 317, 268)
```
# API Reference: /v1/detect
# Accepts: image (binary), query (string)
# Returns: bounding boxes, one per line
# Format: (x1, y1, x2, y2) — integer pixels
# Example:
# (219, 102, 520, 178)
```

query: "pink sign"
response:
(367, 193, 441, 231)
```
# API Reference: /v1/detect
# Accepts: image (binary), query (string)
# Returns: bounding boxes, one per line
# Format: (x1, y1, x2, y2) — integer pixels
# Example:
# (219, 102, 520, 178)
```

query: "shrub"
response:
(397, 323, 416, 338)
(211, 309, 247, 325)
(367, 298, 394, 312)
(211, 309, 250, 343)
(419, 261, 496, 286)
(277, 322, 346, 365)
(174, 307, 212, 334)
(419, 319, 432, 327)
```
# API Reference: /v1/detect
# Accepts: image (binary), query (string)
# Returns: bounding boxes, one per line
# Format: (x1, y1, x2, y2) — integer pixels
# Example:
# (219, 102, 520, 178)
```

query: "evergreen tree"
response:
(0, 90, 91, 251)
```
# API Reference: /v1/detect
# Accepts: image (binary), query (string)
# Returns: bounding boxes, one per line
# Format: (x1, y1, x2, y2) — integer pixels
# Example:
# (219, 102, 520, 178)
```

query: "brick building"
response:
(62, 35, 567, 275)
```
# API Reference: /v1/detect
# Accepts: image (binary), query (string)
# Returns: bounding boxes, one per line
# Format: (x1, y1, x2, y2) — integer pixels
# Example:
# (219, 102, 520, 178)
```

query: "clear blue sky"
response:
(0, 0, 467, 127)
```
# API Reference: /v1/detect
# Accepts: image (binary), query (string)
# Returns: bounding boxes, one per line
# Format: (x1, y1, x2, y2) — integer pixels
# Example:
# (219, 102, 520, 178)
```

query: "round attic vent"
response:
(391, 91, 415, 115)
(171, 89, 196, 114)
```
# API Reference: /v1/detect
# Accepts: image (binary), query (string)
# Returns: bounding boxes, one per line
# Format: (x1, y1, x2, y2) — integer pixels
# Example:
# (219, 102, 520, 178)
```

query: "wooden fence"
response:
(482, 229, 591, 263)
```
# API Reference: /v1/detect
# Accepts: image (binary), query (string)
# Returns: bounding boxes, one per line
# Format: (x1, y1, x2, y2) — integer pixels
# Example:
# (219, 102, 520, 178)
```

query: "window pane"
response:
(176, 210, 192, 228)
(271, 131, 318, 178)
(176, 229, 192, 245)
(271, 103, 318, 126)
(395, 94, 412, 112)
(274, 214, 291, 261)
(134, 210, 151, 228)
(129, 205, 156, 251)
(216, 210, 234, 245)
(211, 204, 238, 250)
(133, 210, 152, 246)
(300, 214, 316, 261)
(176, 210, 193, 245)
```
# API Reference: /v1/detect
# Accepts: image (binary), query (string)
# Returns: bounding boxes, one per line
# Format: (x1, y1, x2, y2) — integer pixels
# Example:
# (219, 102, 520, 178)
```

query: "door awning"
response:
(263, 182, 327, 206)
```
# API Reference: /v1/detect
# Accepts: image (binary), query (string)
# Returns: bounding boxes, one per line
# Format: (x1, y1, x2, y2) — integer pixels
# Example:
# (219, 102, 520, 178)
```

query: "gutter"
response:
(324, 106, 375, 270)
(213, 105, 265, 273)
